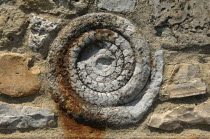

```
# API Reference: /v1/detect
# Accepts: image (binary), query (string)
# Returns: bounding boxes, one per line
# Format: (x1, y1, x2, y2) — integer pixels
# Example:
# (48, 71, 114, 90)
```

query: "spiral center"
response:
(95, 57, 114, 71)
(73, 29, 136, 94)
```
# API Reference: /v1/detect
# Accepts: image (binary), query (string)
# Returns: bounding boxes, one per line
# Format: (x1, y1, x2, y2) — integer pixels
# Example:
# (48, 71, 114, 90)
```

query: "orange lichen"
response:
(58, 107, 105, 138)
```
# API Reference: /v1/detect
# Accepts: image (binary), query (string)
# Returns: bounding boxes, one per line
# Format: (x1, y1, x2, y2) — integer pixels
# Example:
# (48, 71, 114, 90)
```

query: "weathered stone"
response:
(148, 101, 210, 130)
(0, 53, 41, 97)
(96, 0, 137, 12)
(0, 0, 13, 5)
(0, 103, 56, 129)
(165, 79, 206, 98)
(0, 5, 26, 48)
(48, 13, 164, 126)
(29, 15, 58, 52)
(150, 0, 210, 50)
(18, 0, 89, 17)
(18, 0, 54, 11)
(161, 33, 210, 50)
(162, 64, 207, 99)
(52, 0, 89, 15)
(151, 0, 210, 28)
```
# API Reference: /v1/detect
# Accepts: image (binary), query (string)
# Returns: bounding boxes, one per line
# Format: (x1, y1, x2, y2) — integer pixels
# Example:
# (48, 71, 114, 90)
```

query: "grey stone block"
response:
(96, 0, 137, 12)
(29, 15, 58, 52)
(0, 103, 56, 129)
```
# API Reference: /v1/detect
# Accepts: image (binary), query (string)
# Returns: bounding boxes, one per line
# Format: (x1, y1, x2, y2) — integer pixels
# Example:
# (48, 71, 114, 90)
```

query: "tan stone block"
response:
(0, 53, 41, 97)
(148, 101, 210, 130)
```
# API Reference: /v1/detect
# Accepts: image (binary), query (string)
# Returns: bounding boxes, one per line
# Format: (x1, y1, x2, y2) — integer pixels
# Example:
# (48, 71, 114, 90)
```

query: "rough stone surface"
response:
(0, 0, 12, 5)
(0, 53, 41, 97)
(150, 0, 210, 50)
(162, 64, 207, 99)
(0, 103, 56, 129)
(48, 13, 163, 125)
(29, 15, 58, 52)
(148, 101, 210, 130)
(0, 5, 26, 48)
(52, 0, 89, 15)
(0, 0, 210, 137)
(18, 0, 89, 17)
(96, 0, 137, 12)
(18, 0, 54, 11)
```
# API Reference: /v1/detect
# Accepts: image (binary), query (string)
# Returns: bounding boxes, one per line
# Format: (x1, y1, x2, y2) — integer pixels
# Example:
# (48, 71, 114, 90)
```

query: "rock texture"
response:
(18, 0, 89, 17)
(162, 64, 206, 99)
(0, 0, 13, 5)
(0, 0, 210, 137)
(0, 53, 41, 97)
(150, 0, 210, 50)
(18, 0, 54, 11)
(0, 103, 56, 129)
(96, 0, 137, 12)
(148, 102, 210, 130)
(0, 5, 26, 48)
(29, 15, 58, 52)
(48, 13, 163, 126)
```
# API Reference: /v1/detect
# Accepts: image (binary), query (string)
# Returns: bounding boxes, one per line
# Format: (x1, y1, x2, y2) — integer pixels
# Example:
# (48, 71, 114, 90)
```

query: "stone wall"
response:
(0, 0, 209, 138)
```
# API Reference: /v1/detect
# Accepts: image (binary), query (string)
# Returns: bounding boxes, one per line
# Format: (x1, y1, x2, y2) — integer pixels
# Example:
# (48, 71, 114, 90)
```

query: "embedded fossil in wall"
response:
(48, 13, 164, 126)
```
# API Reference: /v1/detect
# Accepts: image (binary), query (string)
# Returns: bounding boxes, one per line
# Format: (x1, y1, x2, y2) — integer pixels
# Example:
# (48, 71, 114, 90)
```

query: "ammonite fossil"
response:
(48, 13, 164, 126)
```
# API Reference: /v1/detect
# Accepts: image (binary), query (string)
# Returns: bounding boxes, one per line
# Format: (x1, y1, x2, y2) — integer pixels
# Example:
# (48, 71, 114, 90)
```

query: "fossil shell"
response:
(48, 13, 164, 126)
